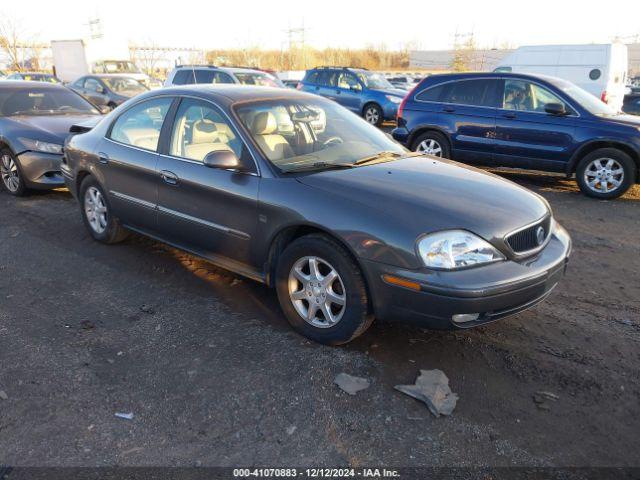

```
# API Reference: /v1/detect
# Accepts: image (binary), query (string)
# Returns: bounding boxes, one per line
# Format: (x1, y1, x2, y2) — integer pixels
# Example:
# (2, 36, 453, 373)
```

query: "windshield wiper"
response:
(352, 151, 405, 166)
(283, 161, 355, 173)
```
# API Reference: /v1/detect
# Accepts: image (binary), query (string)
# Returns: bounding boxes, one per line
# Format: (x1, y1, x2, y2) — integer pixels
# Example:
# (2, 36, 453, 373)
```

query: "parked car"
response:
(386, 75, 419, 91)
(494, 43, 628, 112)
(623, 94, 640, 116)
(92, 60, 151, 87)
(299, 67, 406, 126)
(164, 65, 284, 88)
(0, 81, 101, 196)
(69, 74, 148, 110)
(61, 85, 571, 345)
(393, 72, 640, 199)
(5, 72, 61, 84)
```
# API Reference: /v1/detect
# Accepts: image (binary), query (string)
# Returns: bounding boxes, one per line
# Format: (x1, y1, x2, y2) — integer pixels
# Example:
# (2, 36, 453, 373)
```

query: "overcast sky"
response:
(4, 0, 640, 51)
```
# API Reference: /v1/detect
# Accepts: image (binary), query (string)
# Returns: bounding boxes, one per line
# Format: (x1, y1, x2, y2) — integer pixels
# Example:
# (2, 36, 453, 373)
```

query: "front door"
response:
(84, 78, 109, 107)
(334, 72, 362, 113)
(156, 97, 259, 266)
(100, 96, 174, 232)
(494, 79, 577, 171)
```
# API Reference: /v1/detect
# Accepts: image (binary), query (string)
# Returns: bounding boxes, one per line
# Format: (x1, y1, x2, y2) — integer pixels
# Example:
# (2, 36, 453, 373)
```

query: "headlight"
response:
(18, 138, 63, 154)
(417, 230, 505, 269)
(386, 95, 403, 104)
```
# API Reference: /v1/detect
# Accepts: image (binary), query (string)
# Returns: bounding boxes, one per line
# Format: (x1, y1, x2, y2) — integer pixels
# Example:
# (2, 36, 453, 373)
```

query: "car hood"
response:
(296, 156, 550, 245)
(597, 113, 640, 127)
(372, 87, 407, 97)
(9, 114, 100, 142)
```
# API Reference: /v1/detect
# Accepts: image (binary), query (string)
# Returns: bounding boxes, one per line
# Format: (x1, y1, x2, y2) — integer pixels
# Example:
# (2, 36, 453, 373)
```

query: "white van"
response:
(495, 43, 628, 112)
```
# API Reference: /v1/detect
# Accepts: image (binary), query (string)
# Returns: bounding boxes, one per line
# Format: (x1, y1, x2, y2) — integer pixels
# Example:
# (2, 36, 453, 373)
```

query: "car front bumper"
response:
(17, 151, 65, 189)
(361, 224, 572, 329)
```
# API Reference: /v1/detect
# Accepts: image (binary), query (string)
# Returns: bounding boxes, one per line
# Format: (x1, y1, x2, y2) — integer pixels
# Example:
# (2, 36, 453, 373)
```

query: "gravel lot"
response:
(0, 170, 639, 469)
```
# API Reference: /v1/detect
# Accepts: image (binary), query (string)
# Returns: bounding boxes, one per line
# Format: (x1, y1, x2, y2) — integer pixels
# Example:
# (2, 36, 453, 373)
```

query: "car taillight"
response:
(601, 90, 609, 104)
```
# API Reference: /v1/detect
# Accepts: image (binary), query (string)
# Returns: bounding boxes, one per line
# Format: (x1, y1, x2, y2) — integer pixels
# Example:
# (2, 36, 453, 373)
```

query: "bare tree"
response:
(0, 17, 24, 71)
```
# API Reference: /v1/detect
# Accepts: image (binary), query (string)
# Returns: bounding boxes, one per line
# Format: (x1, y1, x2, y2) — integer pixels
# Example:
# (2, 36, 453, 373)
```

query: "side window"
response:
(441, 79, 497, 107)
(173, 70, 194, 85)
(336, 72, 359, 90)
(85, 78, 100, 92)
(194, 70, 234, 84)
(503, 80, 566, 113)
(317, 71, 337, 87)
(415, 83, 447, 102)
(109, 97, 173, 151)
(169, 98, 244, 163)
(73, 78, 85, 88)
(306, 71, 319, 84)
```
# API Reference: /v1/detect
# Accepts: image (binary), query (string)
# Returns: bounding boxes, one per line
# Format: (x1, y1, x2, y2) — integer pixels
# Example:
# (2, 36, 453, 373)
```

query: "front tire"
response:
(275, 234, 373, 345)
(79, 176, 128, 244)
(363, 103, 383, 127)
(411, 131, 450, 158)
(576, 148, 636, 199)
(0, 148, 28, 196)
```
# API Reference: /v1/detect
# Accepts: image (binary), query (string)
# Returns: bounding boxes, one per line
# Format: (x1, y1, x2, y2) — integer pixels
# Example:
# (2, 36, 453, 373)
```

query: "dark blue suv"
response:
(393, 72, 640, 199)
(299, 67, 405, 126)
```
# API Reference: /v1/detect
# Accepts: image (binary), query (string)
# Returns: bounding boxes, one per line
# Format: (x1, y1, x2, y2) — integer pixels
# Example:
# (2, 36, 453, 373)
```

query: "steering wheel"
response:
(323, 136, 344, 147)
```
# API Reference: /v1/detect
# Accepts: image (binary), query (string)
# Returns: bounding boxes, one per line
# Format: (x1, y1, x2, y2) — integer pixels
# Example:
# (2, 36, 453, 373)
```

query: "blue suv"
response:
(299, 67, 406, 126)
(393, 72, 640, 199)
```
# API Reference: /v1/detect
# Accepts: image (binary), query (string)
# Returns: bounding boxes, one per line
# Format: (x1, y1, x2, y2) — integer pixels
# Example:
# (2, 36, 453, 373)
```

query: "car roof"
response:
(0, 80, 67, 90)
(426, 71, 564, 83)
(152, 84, 323, 106)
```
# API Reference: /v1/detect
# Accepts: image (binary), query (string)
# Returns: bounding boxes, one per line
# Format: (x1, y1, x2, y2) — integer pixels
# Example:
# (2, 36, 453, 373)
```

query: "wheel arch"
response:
(407, 126, 452, 151)
(567, 140, 640, 181)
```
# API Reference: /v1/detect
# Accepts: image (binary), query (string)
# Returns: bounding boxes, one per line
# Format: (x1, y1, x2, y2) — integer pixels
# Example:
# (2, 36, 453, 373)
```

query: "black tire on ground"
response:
(79, 175, 128, 244)
(411, 131, 451, 159)
(0, 148, 29, 196)
(362, 103, 383, 127)
(275, 234, 374, 345)
(576, 148, 636, 199)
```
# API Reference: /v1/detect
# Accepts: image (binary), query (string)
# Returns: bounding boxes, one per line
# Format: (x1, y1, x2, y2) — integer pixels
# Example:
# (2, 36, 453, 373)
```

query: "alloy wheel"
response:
(84, 186, 108, 234)
(583, 158, 624, 194)
(1, 154, 20, 193)
(364, 107, 380, 125)
(288, 256, 347, 328)
(417, 139, 443, 157)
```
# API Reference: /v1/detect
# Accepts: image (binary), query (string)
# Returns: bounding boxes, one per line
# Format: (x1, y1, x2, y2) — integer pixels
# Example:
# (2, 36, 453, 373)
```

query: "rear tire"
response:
(411, 131, 450, 159)
(275, 234, 373, 345)
(1, 148, 28, 196)
(576, 148, 636, 199)
(79, 176, 128, 244)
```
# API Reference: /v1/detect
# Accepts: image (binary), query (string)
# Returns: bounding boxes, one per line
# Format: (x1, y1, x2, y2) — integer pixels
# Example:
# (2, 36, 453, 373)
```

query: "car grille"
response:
(506, 216, 552, 254)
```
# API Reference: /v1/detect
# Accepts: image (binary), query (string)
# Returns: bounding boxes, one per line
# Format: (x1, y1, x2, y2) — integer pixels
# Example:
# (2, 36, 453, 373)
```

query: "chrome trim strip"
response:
(157, 152, 259, 177)
(503, 214, 553, 259)
(157, 204, 250, 240)
(110, 190, 156, 210)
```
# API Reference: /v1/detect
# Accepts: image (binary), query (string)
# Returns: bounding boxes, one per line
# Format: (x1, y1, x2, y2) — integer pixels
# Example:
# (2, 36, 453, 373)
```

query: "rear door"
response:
(494, 78, 577, 171)
(433, 78, 499, 164)
(156, 97, 259, 266)
(100, 96, 175, 232)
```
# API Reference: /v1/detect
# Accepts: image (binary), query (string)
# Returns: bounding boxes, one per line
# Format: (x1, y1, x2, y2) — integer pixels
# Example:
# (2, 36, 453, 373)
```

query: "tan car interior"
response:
(250, 111, 294, 161)
(170, 108, 237, 161)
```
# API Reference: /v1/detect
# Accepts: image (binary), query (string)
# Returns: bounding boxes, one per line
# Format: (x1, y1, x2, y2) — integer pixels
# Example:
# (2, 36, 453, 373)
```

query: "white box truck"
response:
(51, 40, 90, 83)
(494, 43, 629, 112)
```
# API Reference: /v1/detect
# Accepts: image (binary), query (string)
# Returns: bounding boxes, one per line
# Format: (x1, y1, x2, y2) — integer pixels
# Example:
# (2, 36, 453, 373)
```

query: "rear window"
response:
(172, 70, 193, 85)
(195, 70, 234, 84)
(442, 79, 497, 107)
(305, 71, 320, 84)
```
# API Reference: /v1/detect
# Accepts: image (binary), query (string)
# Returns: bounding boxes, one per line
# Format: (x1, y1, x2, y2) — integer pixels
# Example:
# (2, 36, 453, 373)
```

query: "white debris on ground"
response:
(395, 369, 458, 417)
(334, 373, 370, 395)
(114, 412, 134, 420)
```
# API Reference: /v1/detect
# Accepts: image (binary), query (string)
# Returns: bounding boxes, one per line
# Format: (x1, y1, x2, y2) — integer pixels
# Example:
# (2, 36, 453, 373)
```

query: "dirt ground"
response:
(0, 170, 639, 470)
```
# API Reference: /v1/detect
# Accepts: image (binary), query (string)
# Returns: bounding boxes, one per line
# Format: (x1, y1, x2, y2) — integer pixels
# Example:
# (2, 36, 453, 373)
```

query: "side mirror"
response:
(545, 102, 567, 116)
(203, 150, 242, 170)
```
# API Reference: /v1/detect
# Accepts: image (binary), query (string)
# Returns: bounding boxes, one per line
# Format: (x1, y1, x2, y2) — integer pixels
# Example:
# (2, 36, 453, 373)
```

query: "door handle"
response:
(502, 112, 517, 119)
(160, 170, 179, 185)
(442, 106, 455, 113)
(97, 152, 109, 165)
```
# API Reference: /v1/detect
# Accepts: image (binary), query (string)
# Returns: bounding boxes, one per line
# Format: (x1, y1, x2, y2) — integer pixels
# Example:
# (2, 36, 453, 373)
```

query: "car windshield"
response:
(234, 72, 283, 88)
(551, 78, 619, 115)
(100, 61, 141, 74)
(21, 74, 60, 83)
(102, 77, 147, 95)
(0, 87, 99, 116)
(235, 98, 407, 172)
(355, 71, 393, 90)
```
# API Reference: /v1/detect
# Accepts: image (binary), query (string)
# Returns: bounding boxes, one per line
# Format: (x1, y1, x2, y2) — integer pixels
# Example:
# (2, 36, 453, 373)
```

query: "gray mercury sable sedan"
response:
(62, 85, 571, 345)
